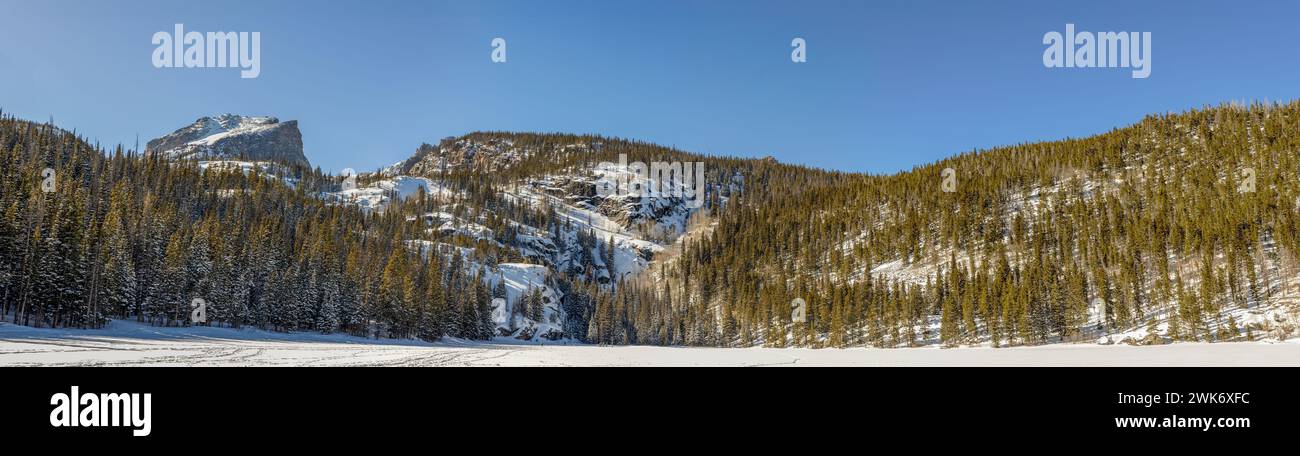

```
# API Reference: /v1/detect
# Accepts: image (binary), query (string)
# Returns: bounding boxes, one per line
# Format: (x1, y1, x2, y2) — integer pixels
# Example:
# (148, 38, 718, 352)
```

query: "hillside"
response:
(601, 101, 1300, 348)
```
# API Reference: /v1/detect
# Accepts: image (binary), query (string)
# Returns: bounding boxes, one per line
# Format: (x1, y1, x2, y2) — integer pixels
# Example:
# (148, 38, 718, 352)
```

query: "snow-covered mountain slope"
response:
(389, 136, 722, 238)
(147, 114, 310, 167)
(403, 240, 566, 341)
(322, 175, 456, 211)
(309, 135, 721, 339)
(349, 135, 712, 276)
(851, 181, 1300, 347)
(525, 164, 712, 239)
(487, 263, 565, 340)
(499, 182, 665, 282)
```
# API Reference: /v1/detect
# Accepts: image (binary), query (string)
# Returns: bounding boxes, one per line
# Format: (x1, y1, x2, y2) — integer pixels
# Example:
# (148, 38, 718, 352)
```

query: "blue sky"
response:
(1, 0, 1297, 174)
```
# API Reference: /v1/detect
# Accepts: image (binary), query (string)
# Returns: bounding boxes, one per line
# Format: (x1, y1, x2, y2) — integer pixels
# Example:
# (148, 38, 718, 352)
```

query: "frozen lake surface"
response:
(2, 319, 1298, 366)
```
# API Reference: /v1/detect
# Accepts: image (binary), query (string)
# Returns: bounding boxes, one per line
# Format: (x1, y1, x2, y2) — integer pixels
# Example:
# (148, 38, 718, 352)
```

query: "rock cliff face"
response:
(146, 114, 309, 167)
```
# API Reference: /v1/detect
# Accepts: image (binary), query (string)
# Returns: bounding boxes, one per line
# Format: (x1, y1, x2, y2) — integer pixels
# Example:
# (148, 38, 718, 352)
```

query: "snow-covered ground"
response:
(3, 319, 1298, 366)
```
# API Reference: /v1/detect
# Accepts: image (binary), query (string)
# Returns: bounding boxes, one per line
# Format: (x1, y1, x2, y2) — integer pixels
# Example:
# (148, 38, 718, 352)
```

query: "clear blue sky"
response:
(1, 0, 1297, 174)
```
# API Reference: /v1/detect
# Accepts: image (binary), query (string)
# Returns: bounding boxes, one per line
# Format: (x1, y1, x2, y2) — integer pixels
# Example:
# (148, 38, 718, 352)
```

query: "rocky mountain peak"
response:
(146, 114, 309, 168)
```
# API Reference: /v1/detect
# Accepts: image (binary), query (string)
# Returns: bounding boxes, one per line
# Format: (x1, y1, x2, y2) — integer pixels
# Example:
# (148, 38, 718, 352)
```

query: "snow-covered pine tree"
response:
(134, 211, 169, 324)
(474, 277, 495, 339)
(155, 229, 188, 326)
(316, 262, 342, 333)
(527, 287, 544, 322)
(185, 221, 214, 324)
(98, 183, 137, 319)
(604, 236, 617, 279)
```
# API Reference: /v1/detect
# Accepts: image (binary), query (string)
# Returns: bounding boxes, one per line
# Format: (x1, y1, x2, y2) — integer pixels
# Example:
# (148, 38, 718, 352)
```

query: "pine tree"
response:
(98, 190, 136, 319)
(378, 250, 407, 338)
(154, 230, 188, 326)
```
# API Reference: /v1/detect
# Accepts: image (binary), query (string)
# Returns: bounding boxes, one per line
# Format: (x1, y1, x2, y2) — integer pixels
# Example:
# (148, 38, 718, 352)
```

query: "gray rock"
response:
(147, 114, 309, 168)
